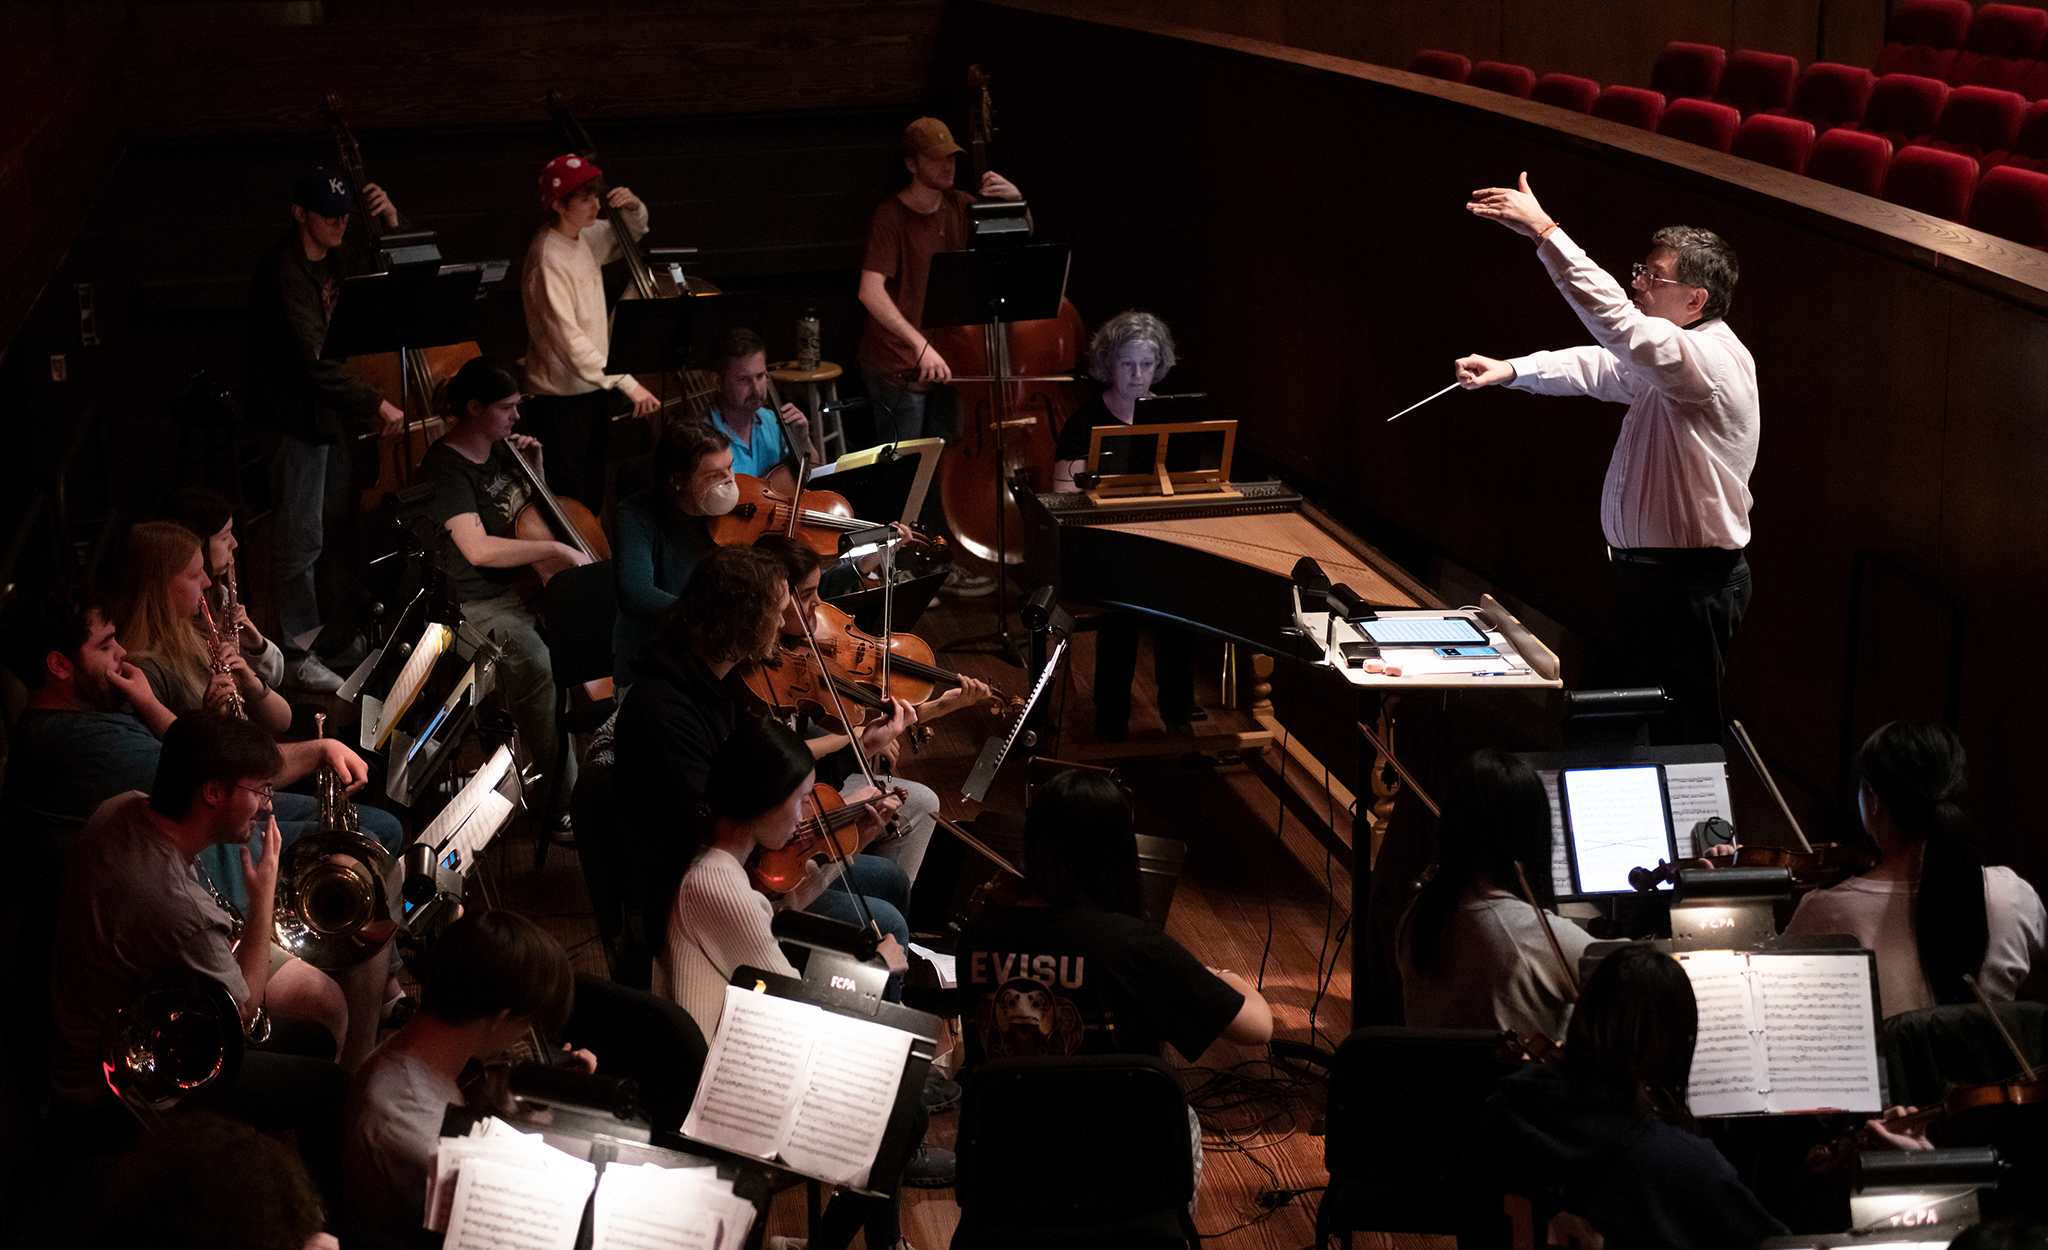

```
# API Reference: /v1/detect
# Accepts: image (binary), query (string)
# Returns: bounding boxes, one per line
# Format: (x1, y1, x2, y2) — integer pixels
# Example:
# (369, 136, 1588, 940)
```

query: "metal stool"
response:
(768, 360, 845, 462)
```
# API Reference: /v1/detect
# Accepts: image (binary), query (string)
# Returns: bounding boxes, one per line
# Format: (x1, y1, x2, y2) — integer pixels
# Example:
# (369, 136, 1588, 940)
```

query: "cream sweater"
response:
(521, 204, 648, 397)
(653, 848, 800, 1042)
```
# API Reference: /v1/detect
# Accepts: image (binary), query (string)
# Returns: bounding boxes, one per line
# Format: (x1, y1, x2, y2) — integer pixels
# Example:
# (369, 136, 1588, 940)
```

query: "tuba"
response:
(272, 714, 398, 968)
(103, 974, 246, 1113)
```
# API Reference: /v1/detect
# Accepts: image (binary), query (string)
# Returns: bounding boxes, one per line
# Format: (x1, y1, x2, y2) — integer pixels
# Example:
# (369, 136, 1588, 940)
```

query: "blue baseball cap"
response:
(292, 167, 355, 218)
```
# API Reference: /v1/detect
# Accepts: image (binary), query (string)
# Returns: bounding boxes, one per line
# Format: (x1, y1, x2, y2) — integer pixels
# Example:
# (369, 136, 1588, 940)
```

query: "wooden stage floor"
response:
(489, 589, 1455, 1250)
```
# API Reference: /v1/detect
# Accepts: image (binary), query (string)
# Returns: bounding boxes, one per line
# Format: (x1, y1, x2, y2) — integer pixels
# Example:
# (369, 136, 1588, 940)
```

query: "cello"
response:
(324, 93, 482, 514)
(927, 65, 1086, 570)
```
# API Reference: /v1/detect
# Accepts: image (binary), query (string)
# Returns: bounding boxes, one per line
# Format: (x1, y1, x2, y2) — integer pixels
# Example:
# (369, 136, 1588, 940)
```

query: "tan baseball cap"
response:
(902, 117, 965, 158)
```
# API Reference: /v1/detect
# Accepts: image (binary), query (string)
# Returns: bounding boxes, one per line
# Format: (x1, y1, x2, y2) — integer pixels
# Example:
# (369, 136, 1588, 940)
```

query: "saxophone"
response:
(200, 551, 245, 720)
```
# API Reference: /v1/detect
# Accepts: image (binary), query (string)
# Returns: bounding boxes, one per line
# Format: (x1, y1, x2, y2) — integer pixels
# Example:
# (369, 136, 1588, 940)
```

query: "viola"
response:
(807, 601, 1016, 714)
(1733, 841, 1875, 891)
(708, 473, 877, 559)
(1805, 1077, 2048, 1172)
(750, 782, 906, 897)
(737, 644, 900, 738)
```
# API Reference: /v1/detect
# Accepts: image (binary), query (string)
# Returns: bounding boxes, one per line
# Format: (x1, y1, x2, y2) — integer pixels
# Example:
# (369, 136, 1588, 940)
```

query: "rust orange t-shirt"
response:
(857, 188, 975, 378)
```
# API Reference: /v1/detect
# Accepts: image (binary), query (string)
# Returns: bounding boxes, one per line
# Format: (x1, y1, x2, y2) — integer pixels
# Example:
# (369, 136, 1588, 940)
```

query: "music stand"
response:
(922, 243, 1073, 667)
(320, 265, 481, 360)
(825, 570, 945, 636)
(604, 291, 772, 377)
(963, 636, 1068, 802)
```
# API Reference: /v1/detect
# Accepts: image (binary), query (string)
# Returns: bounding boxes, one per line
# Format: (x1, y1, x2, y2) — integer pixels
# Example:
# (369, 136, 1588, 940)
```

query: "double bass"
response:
(324, 93, 481, 514)
(927, 66, 1086, 569)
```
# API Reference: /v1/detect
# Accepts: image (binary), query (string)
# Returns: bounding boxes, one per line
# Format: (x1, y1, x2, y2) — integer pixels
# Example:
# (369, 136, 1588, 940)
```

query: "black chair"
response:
(953, 1054, 1197, 1249)
(1883, 1001, 2048, 1107)
(560, 975, 708, 1133)
(539, 559, 618, 866)
(1317, 1027, 1509, 1248)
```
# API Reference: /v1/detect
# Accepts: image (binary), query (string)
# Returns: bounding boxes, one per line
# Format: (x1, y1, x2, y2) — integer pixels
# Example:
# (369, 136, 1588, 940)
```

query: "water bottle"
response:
(797, 308, 822, 371)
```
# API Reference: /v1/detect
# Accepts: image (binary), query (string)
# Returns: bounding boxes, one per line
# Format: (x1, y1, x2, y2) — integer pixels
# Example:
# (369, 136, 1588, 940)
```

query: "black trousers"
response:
(1609, 547, 1753, 747)
(1093, 612, 1198, 736)
(518, 390, 613, 510)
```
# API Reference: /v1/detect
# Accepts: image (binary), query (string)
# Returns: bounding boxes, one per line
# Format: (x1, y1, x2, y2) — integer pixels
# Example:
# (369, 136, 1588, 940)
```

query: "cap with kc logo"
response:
(292, 167, 356, 218)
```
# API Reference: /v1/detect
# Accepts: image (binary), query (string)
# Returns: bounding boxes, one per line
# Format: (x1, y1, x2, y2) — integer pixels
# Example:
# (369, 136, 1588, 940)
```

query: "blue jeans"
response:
(861, 363, 959, 444)
(458, 591, 569, 814)
(267, 430, 349, 656)
(196, 792, 404, 916)
(805, 852, 911, 1002)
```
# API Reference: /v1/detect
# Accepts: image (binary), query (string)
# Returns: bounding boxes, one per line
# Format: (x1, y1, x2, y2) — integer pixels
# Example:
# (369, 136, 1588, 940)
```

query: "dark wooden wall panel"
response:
(950, 0, 2048, 886)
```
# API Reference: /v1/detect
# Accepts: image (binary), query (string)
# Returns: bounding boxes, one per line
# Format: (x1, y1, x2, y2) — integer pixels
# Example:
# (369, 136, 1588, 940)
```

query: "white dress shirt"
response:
(1507, 229, 1759, 551)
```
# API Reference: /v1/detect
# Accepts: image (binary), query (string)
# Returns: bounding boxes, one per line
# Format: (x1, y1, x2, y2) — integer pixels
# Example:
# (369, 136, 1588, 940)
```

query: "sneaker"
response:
(902, 1141, 956, 1189)
(283, 653, 345, 693)
(941, 566, 997, 598)
(922, 1071, 962, 1113)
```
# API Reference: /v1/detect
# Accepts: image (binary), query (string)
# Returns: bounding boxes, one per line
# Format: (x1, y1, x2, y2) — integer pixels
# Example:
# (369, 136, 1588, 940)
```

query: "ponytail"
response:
(1407, 748, 1554, 978)
(1857, 721, 1987, 1006)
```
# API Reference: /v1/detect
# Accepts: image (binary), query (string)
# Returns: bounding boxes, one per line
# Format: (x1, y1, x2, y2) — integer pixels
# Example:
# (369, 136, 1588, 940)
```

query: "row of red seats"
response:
(1878, 0, 2048, 97)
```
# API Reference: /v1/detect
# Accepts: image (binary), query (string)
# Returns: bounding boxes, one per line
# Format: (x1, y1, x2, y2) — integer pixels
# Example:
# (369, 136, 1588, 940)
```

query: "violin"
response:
(503, 438, 610, 582)
(806, 601, 1016, 715)
(738, 644, 908, 740)
(1804, 1077, 2048, 1172)
(709, 471, 945, 560)
(1732, 841, 1875, 890)
(750, 782, 906, 897)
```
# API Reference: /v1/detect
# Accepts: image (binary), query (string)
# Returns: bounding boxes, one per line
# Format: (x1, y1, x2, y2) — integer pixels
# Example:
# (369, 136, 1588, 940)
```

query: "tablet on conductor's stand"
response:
(1561, 763, 1679, 896)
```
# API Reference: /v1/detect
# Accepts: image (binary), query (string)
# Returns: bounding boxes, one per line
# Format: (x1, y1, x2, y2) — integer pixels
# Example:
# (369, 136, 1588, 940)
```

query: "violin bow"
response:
(1965, 973, 2040, 1080)
(1514, 861, 1581, 1002)
(1729, 718, 1814, 854)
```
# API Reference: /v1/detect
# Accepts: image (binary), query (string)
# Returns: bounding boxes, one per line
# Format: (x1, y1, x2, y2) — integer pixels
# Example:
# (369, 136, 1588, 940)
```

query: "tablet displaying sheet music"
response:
(1560, 764, 1677, 895)
(1358, 616, 1489, 647)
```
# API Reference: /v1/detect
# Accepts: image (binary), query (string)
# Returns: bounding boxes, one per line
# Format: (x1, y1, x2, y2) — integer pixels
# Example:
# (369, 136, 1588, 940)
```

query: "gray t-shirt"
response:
(343, 1040, 463, 1239)
(49, 791, 247, 1106)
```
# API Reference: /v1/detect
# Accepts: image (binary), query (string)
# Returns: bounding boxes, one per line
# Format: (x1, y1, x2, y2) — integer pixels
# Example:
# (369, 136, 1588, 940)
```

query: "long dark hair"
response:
(1858, 720, 1987, 1007)
(1023, 770, 1143, 918)
(1406, 748, 1554, 977)
(1564, 943, 1700, 1131)
(691, 714, 816, 866)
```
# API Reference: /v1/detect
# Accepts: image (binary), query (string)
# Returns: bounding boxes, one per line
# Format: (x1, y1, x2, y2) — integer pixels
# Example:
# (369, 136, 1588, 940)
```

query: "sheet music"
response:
(441, 1156, 591, 1250)
(415, 745, 519, 866)
(1679, 951, 1768, 1118)
(1755, 954, 1882, 1113)
(1664, 761, 1732, 854)
(1675, 950, 1881, 1117)
(780, 1011, 914, 1188)
(372, 621, 451, 749)
(590, 1166, 729, 1250)
(683, 988, 821, 1158)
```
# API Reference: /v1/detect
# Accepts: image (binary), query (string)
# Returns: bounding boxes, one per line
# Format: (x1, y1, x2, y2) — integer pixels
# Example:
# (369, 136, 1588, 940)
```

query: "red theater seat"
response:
(1592, 85, 1666, 131)
(1881, 144, 1981, 219)
(1808, 128, 1895, 197)
(1715, 50, 1799, 117)
(1969, 165, 2048, 246)
(1532, 73, 1600, 113)
(1409, 50, 1470, 83)
(2005, 100, 2048, 172)
(1928, 85, 2028, 169)
(1790, 63, 1876, 132)
(1657, 98, 1742, 152)
(1861, 74, 1951, 147)
(1468, 61, 1537, 98)
(1731, 114, 1817, 174)
(1948, 4, 2048, 90)
(1651, 42, 1726, 101)
(1876, 0, 1973, 78)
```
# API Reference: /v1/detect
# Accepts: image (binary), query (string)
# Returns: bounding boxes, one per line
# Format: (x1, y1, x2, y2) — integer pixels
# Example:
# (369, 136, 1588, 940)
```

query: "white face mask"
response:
(695, 476, 740, 517)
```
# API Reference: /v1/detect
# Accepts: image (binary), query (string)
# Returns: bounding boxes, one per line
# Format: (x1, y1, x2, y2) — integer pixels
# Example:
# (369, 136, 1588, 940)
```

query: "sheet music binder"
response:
(683, 966, 939, 1198)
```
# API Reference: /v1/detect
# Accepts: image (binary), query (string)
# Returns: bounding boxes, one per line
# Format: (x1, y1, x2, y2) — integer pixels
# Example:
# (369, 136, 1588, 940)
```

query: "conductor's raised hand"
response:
(1466, 172, 1555, 238)
(1454, 354, 1516, 389)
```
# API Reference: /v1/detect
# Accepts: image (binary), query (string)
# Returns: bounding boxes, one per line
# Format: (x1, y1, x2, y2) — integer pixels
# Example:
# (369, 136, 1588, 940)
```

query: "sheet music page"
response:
(1663, 762, 1733, 857)
(779, 1010, 915, 1189)
(682, 987, 821, 1159)
(373, 622, 450, 748)
(441, 1156, 592, 1250)
(590, 1166, 727, 1250)
(1678, 951, 1768, 1117)
(1756, 953, 1882, 1114)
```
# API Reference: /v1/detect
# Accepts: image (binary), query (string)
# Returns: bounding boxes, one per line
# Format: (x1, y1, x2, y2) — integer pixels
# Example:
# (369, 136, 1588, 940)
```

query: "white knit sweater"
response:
(654, 848, 800, 1042)
(520, 204, 648, 397)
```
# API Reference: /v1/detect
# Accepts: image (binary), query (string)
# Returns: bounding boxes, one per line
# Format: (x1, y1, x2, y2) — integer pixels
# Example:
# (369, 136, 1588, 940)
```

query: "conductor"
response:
(1455, 174, 1757, 746)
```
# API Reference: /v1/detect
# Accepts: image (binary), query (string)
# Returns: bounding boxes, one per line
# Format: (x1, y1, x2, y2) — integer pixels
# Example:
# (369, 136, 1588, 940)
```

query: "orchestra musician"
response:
(1781, 721, 2047, 1015)
(610, 546, 917, 979)
(1051, 311, 1197, 742)
(1457, 175, 1757, 748)
(520, 153, 662, 506)
(420, 356, 590, 834)
(1395, 749, 1592, 1043)
(248, 167, 407, 695)
(704, 327, 811, 479)
(611, 420, 735, 692)
(856, 116, 1024, 599)
(343, 910, 587, 1242)
(168, 487, 286, 707)
(662, 715, 947, 1247)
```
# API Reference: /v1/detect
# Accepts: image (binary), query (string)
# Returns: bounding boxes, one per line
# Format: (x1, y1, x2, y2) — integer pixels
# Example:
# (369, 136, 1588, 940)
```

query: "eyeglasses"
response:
(1631, 262, 1688, 288)
(235, 782, 275, 804)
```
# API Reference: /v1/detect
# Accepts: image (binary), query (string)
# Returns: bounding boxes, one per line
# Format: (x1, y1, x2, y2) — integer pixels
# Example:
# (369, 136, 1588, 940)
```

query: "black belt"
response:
(1606, 545, 1745, 568)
